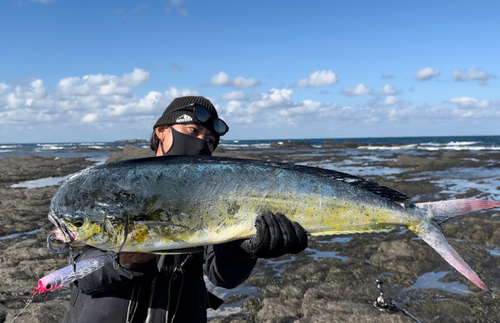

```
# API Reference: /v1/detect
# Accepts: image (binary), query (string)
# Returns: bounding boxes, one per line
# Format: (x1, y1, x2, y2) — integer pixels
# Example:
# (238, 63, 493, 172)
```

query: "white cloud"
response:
(3, 67, 500, 142)
(341, 83, 372, 97)
(216, 89, 296, 125)
(99, 83, 131, 96)
(210, 72, 229, 86)
(55, 69, 150, 98)
(56, 77, 90, 96)
(414, 67, 440, 81)
(248, 88, 293, 111)
(452, 68, 496, 85)
(221, 91, 247, 101)
(383, 96, 399, 106)
(121, 68, 151, 87)
(108, 91, 163, 116)
(83, 74, 109, 86)
(380, 84, 399, 95)
(4, 79, 47, 109)
(0, 83, 11, 95)
(82, 113, 98, 123)
(225, 100, 243, 114)
(279, 100, 322, 117)
(0, 70, 194, 131)
(210, 72, 261, 89)
(17, 79, 46, 99)
(293, 70, 338, 88)
(446, 97, 490, 108)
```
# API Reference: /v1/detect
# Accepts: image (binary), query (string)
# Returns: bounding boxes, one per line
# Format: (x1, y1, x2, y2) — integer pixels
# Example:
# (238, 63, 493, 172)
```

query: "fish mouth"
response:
(47, 212, 80, 254)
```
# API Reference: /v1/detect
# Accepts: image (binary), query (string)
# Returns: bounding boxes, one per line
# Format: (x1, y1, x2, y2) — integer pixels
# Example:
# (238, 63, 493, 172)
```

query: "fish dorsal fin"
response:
(272, 162, 408, 203)
(349, 178, 408, 203)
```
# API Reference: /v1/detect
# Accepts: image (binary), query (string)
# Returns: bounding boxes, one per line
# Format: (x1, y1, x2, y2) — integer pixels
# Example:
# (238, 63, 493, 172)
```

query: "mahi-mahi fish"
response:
(47, 155, 500, 292)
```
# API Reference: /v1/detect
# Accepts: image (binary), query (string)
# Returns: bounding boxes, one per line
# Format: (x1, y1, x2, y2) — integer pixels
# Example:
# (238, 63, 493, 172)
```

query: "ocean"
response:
(2, 135, 500, 160)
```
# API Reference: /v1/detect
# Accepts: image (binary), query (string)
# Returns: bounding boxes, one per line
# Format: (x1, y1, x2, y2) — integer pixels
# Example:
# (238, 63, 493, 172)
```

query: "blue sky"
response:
(1, 0, 499, 143)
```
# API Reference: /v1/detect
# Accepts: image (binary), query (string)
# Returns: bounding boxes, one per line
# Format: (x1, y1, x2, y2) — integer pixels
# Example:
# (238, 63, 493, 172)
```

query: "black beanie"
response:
(153, 96, 225, 148)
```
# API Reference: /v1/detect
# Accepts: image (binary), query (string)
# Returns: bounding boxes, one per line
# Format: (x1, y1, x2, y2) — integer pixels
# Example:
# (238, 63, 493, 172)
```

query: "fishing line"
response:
(115, 212, 130, 269)
(9, 293, 35, 323)
(166, 254, 191, 323)
(118, 212, 130, 254)
(168, 270, 184, 323)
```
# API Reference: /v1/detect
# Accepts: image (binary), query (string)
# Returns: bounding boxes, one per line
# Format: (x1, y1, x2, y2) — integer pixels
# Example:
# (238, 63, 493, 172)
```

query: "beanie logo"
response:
(176, 114, 193, 123)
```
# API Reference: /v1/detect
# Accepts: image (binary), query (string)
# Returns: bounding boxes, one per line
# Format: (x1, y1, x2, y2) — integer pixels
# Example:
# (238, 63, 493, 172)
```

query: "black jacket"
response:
(61, 241, 257, 323)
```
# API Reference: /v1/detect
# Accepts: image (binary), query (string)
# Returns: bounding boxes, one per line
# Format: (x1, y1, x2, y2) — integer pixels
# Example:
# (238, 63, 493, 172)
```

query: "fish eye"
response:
(72, 216, 85, 228)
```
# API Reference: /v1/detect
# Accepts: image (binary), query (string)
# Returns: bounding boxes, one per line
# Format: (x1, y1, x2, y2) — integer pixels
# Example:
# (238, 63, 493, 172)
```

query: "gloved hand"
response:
(240, 211, 308, 258)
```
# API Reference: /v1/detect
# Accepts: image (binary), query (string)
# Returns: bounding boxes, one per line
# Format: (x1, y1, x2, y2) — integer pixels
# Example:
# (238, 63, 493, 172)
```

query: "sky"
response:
(1, 0, 499, 143)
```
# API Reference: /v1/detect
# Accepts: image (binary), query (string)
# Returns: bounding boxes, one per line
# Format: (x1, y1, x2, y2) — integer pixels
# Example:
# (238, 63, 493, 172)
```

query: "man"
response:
(61, 96, 308, 323)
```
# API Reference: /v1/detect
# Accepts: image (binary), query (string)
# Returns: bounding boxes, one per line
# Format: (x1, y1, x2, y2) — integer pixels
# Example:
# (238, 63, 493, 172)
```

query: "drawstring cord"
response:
(125, 281, 140, 323)
(144, 276, 158, 323)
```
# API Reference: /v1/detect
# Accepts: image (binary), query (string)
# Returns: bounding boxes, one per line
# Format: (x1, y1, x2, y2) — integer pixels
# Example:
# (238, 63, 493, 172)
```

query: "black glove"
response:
(240, 211, 308, 258)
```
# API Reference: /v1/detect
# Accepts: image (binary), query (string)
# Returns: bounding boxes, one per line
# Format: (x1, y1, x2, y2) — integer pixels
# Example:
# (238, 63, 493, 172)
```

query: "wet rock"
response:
(299, 283, 413, 323)
(255, 297, 301, 322)
(0, 156, 93, 186)
(386, 152, 484, 172)
(322, 141, 361, 149)
(1, 147, 500, 322)
(106, 145, 153, 163)
(270, 141, 313, 149)
(368, 239, 444, 275)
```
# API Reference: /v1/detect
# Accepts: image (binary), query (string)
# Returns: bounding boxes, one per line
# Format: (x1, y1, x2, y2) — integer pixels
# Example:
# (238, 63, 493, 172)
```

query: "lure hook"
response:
(46, 232, 69, 254)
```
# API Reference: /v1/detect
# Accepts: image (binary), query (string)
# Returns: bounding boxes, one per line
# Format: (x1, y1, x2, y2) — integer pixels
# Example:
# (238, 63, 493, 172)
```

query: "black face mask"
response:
(161, 128, 212, 156)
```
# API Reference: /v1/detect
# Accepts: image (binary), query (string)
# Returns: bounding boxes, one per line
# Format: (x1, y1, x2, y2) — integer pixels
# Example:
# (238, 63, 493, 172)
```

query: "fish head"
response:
(47, 169, 132, 252)
(47, 202, 134, 252)
(47, 207, 107, 250)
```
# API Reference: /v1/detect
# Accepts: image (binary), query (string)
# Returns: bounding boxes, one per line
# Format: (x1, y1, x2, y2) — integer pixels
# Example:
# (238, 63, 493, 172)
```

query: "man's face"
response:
(155, 123, 216, 156)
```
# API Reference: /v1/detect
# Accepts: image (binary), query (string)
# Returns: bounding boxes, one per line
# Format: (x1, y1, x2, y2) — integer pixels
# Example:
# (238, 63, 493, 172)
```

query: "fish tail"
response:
(414, 199, 500, 223)
(409, 199, 500, 293)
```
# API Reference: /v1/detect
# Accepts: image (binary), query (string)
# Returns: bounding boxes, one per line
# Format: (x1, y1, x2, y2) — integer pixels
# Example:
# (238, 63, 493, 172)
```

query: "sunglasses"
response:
(168, 103, 229, 136)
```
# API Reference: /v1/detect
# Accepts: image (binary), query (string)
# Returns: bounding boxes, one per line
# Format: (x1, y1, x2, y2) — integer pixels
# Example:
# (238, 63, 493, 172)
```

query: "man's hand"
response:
(118, 252, 156, 264)
(240, 211, 308, 258)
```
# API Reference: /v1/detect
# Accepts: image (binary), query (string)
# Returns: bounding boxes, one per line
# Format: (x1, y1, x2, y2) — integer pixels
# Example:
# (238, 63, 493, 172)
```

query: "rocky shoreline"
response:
(1, 144, 500, 322)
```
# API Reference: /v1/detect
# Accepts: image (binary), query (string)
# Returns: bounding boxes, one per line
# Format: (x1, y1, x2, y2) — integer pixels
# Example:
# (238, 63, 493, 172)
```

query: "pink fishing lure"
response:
(35, 253, 117, 294)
